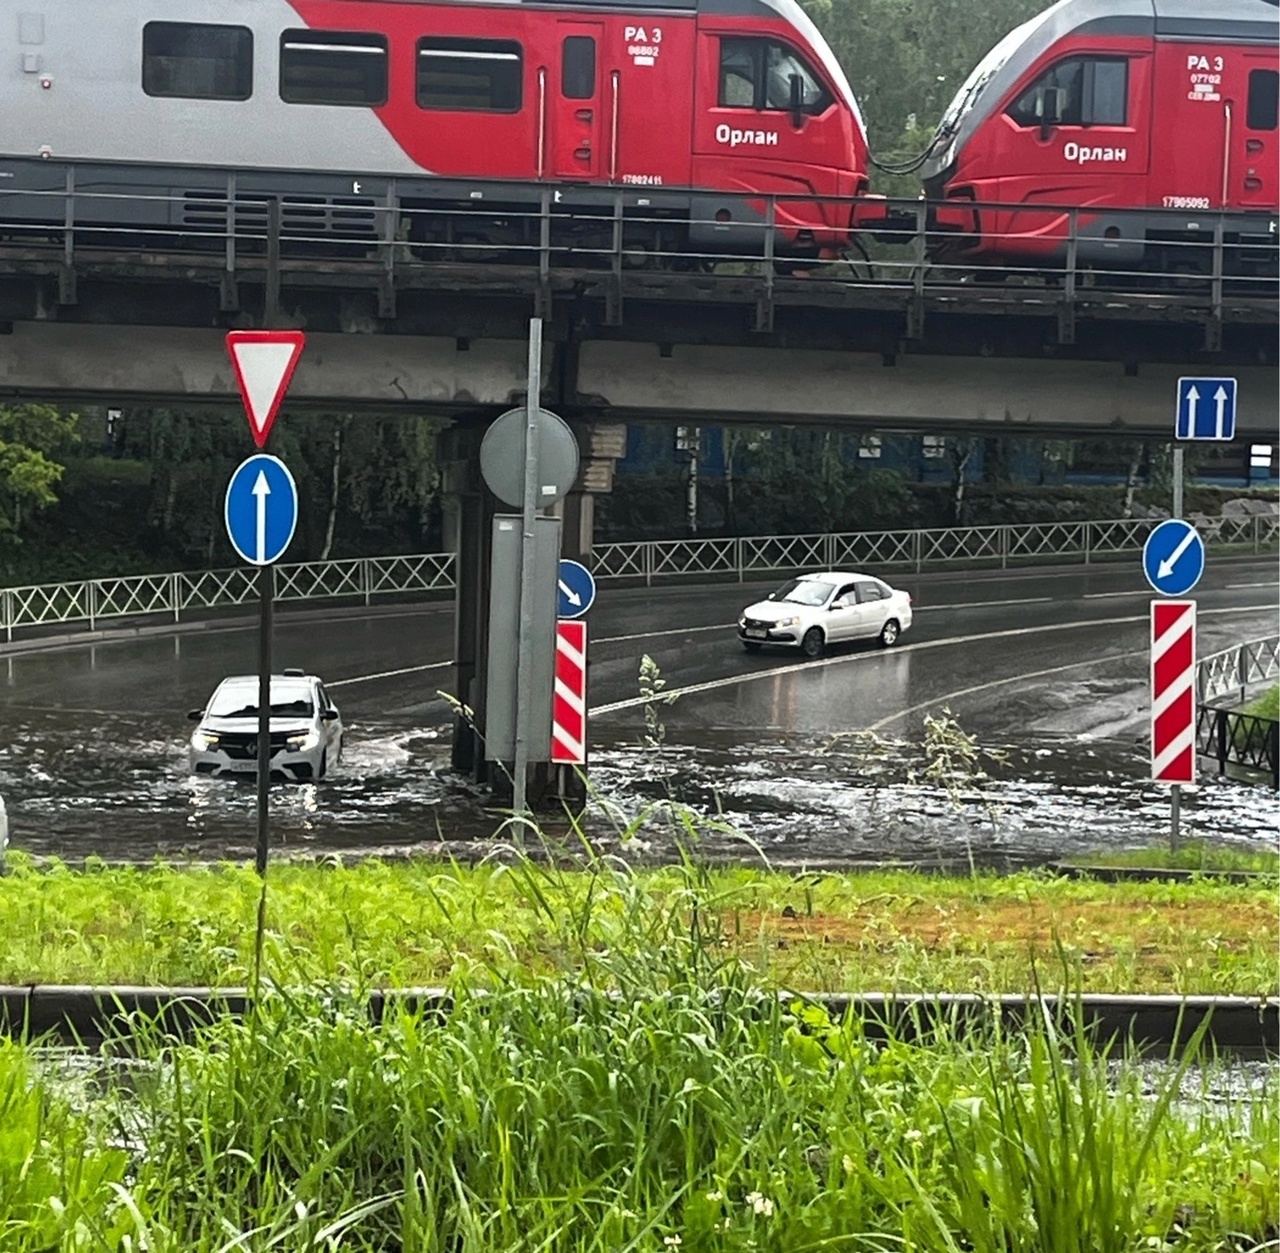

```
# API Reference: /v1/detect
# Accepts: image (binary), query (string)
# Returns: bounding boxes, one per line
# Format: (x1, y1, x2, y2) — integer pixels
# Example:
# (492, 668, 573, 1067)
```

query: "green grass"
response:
(1, 850, 1277, 996)
(1080, 840, 1280, 875)
(0, 851, 1276, 1251)
(1243, 685, 1279, 720)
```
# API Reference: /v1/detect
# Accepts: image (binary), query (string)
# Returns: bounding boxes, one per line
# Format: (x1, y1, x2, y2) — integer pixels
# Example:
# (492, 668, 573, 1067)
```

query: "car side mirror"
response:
(789, 73, 805, 130)
(831, 597, 848, 610)
(321, 709, 339, 723)
(187, 709, 202, 721)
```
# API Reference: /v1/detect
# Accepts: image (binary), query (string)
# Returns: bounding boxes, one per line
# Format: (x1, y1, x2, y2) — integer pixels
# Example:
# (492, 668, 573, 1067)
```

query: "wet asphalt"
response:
(0, 558, 1276, 865)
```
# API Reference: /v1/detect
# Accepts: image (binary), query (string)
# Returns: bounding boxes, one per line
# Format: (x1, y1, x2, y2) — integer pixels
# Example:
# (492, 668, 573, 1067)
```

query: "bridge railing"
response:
(2, 515, 1274, 642)
(2, 176, 1273, 344)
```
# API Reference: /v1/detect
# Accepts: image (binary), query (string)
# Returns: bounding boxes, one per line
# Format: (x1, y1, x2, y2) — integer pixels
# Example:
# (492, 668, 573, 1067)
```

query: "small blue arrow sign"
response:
(225, 454, 298, 566)
(1176, 376, 1237, 441)
(1142, 519, 1205, 597)
(557, 559, 596, 619)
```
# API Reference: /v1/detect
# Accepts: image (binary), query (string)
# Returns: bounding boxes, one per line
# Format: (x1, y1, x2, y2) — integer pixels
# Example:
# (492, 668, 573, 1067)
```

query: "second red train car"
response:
(919, 0, 1279, 273)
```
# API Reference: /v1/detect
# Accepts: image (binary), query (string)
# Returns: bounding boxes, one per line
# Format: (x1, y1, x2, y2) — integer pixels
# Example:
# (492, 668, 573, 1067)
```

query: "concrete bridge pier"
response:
(439, 416, 626, 810)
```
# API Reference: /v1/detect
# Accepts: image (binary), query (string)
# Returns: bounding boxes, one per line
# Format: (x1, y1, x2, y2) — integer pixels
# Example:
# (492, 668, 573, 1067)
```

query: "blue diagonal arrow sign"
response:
(557, 559, 596, 619)
(1142, 519, 1205, 597)
(225, 454, 298, 566)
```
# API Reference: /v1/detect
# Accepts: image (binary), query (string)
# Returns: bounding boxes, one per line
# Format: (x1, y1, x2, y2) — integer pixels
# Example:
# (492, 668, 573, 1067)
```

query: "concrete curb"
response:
(1, 986, 1273, 1055)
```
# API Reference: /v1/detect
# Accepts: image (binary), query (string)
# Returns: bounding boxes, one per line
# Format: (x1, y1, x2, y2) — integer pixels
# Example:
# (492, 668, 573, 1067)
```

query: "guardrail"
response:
(1, 515, 1275, 642)
(1195, 635, 1279, 789)
(1196, 635, 1280, 706)
(2, 177, 1275, 343)
(1197, 707, 1280, 789)
(592, 515, 1277, 586)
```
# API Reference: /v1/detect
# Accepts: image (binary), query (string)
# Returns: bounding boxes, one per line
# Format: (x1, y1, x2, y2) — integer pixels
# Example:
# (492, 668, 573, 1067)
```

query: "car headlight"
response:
(775, 616, 800, 628)
(286, 730, 320, 751)
(191, 731, 219, 751)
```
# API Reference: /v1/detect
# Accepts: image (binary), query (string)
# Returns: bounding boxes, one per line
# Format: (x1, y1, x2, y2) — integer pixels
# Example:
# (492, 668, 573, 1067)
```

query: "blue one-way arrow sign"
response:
(1176, 376, 1237, 441)
(557, 559, 596, 619)
(1142, 519, 1205, 597)
(225, 454, 298, 566)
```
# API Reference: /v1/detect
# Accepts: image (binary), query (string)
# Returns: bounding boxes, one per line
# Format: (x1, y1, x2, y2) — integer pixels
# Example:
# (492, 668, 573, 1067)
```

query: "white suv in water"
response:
(188, 670, 343, 782)
(738, 571, 913, 657)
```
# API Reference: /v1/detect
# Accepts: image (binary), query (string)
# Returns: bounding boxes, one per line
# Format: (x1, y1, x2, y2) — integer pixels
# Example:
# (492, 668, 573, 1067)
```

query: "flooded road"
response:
(0, 561, 1275, 866)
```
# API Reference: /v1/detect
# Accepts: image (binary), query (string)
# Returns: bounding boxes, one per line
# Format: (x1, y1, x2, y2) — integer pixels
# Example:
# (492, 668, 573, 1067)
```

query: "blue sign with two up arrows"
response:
(224, 454, 299, 567)
(1176, 376, 1237, 441)
(1142, 519, 1205, 597)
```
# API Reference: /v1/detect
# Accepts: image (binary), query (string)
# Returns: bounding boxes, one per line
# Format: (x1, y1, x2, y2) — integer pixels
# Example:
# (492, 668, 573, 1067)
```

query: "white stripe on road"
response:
(1227, 581, 1279, 590)
(866, 647, 1148, 733)
(1084, 591, 1142, 600)
(916, 596, 1053, 610)
(327, 661, 450, 688)
(589, 603, 1276, 717)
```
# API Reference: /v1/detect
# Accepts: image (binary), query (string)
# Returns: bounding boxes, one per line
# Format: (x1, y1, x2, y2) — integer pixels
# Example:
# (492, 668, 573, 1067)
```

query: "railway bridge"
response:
(2, 184, 1276, 793)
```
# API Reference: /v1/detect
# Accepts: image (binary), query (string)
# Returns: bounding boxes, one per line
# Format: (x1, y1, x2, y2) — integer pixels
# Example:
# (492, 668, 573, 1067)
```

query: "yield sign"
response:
(226, 330, 306, 448)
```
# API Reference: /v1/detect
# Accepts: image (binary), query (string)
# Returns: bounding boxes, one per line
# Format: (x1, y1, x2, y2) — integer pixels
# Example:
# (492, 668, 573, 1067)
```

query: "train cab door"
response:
(551, 22, 604, 181)
(1237, 59, 1278, 209)
(991, 53, 1151, 260)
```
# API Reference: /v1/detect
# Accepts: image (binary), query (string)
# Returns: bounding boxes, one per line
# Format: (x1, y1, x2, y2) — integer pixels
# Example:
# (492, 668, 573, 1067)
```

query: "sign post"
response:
(224, 331, 305, 876)
(478, 321, 580, 822)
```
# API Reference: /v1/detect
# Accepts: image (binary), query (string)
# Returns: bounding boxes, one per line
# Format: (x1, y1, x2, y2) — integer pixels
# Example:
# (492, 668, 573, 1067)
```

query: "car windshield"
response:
(207, 681, 313, 719)
(771, 579, 835, 607)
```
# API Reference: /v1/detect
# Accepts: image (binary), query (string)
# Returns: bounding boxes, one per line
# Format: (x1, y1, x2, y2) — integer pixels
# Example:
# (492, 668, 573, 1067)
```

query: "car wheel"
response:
(800, 627, 825, 658)
(879, 619, 901, 648)
(741, 641, 762, 653)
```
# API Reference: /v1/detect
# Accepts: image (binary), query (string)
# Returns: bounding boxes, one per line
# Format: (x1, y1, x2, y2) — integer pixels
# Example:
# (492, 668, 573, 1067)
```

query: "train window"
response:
(562, 36, 596, 99)
(279, 30, 388, 106)
(719, 39, 757, 108)
(1007, 57, 1127, 128)
(142, 22, 252, 100)
(718, 38, 830, 114)
(417, 38, 522, 112)
(1247, 69, 1279, 130)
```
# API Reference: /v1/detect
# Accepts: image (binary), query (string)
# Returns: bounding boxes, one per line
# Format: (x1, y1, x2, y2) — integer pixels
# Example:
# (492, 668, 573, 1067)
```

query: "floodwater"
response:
(1, 706, 1276, 867)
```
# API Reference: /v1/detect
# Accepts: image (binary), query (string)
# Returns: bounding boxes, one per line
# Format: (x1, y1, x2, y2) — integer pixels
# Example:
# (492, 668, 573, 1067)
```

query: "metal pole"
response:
(1170, 443, 1185, 854)
(512, 317, 543, 826)
(255, 562, 274, 877)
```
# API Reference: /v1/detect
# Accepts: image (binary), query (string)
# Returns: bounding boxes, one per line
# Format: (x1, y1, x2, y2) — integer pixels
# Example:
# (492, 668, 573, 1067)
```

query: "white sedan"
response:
(188, 670, 343, 782)
(738, 571, 913, 657)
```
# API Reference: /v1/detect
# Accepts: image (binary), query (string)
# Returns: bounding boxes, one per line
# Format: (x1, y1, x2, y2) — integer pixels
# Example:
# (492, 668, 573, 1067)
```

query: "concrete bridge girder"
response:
(2, 321, 1275, 438)
(575, 343, 1280, 438)
(0, 324, 545, 411)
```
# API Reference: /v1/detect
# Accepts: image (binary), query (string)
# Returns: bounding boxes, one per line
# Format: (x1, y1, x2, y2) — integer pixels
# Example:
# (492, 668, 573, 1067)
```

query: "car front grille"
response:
(742, 617, 773, 631)
(215, 731, 294, 761)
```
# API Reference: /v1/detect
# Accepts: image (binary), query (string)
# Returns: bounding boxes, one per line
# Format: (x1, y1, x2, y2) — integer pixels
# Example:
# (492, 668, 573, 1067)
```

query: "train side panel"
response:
(1149, 37, 1279, 213)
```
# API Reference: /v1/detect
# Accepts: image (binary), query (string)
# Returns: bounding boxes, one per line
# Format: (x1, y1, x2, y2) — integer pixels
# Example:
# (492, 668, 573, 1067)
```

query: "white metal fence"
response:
(2, 515, 1275, 642)
(591, 514, 1277, 585)
(1197, 636, 1280, 707)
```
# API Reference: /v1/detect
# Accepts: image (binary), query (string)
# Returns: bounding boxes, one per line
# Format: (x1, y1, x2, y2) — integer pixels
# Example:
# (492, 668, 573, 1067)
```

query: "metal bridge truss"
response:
(3, 516, 1274, 642)
(1, 178, 1275, 347)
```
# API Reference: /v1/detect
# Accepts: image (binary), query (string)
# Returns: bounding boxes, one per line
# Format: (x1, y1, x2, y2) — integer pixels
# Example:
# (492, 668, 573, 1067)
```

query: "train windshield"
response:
(936, 13, 1047, 138)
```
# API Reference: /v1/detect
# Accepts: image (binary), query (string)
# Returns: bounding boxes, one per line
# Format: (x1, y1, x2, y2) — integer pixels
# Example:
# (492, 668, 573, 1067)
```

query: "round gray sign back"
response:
(480, 407, 580, 509)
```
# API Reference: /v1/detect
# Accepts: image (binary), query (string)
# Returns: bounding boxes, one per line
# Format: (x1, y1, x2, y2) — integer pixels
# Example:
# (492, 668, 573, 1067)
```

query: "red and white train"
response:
(0, 0, 1275, 272)
(0, 0, 870, 258)
(918, 0, 1279, 272)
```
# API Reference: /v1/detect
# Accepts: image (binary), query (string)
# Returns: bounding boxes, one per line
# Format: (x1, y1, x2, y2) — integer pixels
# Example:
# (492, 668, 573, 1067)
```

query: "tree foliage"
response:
(0, 404, 79, 542)
(804, 0, 1045, 158)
